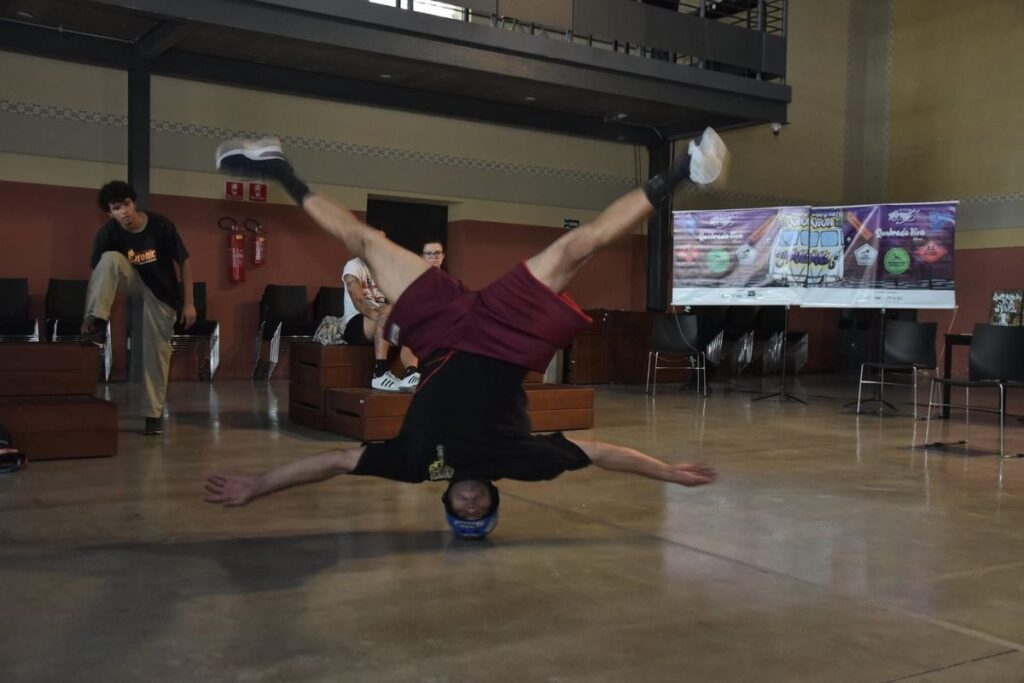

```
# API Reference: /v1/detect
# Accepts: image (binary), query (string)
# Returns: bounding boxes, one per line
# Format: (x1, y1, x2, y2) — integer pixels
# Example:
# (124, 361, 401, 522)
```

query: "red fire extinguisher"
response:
(245, 218, 267, 267)
(219, 216, 245, 283)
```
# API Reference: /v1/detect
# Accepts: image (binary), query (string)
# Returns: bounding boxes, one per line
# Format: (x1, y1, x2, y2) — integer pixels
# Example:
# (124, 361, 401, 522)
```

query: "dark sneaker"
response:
(144, 417, 163, 436)
(215, 137, 289, 179)
(78, 317, 107, 347)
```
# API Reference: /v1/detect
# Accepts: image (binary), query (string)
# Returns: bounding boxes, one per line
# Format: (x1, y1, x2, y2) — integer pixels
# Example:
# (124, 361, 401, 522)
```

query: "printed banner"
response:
(671, 206, 808, 306)
(800, 202, 957, 308)
(671, 202, 957, 309)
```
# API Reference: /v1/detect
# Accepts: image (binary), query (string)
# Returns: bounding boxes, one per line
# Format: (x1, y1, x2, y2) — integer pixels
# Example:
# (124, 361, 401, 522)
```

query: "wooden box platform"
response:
(289, 343, 374, 430)
(0, 395, 117, 460)
(0, 343, 98, 396)
(324, 385, 594, 441)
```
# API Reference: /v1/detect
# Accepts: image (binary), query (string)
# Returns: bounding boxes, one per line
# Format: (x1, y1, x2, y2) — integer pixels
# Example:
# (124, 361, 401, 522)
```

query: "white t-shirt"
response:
(341, 257, 386, 330)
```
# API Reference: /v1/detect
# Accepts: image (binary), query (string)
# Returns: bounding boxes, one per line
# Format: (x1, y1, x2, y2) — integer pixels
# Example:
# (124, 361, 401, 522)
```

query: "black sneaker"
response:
(144, 417, 163, 436)
(78, 318, 107, 347)
(215, 137, 289, 179)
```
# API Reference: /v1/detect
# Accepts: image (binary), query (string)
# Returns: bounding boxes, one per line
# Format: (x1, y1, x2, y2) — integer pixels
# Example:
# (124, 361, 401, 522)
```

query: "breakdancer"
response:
(206, 129, 727, 537)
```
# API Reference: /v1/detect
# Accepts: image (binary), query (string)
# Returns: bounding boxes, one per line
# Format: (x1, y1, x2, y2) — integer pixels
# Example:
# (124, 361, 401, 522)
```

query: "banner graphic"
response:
(672, 202, 957, 309)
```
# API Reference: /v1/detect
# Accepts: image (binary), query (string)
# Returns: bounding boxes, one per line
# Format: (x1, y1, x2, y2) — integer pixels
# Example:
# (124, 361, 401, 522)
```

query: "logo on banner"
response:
(915, 240, 948, 264)
(887, 208, 918, 224)
(854, 243, 878, 266)
(706, 249, 731, 273)
(883, 248, 911, 275)
(736, 244, 758, 266)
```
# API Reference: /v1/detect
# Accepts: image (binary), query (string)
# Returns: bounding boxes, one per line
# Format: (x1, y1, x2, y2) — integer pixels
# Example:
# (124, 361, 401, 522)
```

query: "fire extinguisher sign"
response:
(225, 181, 244, 200)
(249, 182, 268, 202)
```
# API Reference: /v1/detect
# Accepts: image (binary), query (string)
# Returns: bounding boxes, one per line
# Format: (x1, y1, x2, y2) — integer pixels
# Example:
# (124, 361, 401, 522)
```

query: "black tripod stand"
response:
(752, 305, 806, 404)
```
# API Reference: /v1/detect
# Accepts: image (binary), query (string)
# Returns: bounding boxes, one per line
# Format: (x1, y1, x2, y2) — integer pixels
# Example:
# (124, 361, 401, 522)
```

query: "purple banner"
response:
(671, 207, 807, 305)
(672, 202, 957, 309)
(801, 202, 957, 307)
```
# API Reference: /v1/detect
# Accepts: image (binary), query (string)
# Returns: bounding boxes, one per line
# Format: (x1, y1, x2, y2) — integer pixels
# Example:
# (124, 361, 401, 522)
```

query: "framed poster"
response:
(990, 289, 1024, 326)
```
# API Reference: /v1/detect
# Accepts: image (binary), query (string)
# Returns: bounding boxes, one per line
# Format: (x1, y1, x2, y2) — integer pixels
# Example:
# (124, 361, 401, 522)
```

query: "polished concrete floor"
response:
(2, 376, 1024, 682)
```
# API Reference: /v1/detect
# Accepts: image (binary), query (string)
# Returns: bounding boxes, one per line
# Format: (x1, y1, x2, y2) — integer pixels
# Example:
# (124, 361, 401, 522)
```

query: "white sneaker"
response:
(398, 371, 420, 391)
(215, 137, 288, 177)
(371, 371, 402, 392)
(687, 127, 729, 185)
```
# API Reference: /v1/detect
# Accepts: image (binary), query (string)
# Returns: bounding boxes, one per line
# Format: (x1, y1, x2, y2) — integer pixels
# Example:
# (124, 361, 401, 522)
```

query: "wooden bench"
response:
(0, 344, 117, 460)
(287, 341, 546, 430)
(323, 384, 594, 441)
(288, 342, 373, 429)
(0, 395, 117, 460)
(0, 343, 97, 396)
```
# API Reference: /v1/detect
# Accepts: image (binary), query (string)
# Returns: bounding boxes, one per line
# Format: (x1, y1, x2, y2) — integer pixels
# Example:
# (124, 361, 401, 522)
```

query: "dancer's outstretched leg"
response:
(527, 127, 728, 293)
(215, 139, 428, 304)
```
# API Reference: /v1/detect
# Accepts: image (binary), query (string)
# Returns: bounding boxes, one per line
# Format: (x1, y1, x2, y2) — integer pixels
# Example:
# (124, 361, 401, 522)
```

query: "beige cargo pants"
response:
(86, 251, 177, 419)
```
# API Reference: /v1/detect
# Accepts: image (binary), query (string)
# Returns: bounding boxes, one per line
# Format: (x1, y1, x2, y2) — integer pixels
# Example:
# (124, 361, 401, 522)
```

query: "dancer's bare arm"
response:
(570, 439, 716, 487)
(204, 446, 365, 506)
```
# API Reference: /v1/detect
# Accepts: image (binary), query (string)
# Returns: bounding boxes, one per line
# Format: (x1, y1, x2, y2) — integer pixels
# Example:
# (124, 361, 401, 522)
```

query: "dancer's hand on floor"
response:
(204, 474, 261, 506)
(668, 463, 717, 487)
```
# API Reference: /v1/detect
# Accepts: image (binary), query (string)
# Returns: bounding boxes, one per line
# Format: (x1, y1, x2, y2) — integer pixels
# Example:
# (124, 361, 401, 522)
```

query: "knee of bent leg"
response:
(96, 251, 130, 268)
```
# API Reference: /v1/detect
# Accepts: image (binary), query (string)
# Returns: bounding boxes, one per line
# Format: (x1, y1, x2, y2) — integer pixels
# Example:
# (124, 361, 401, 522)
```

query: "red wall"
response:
(447, 219, 647, 310)
(0, 181, 647, 378)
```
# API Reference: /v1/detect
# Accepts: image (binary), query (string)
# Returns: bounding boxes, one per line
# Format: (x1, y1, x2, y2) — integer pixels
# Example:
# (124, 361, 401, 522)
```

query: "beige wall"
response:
(678, 0, 853, 211)
(889, 0, 1024, 249)
(0, 50, 642, 228)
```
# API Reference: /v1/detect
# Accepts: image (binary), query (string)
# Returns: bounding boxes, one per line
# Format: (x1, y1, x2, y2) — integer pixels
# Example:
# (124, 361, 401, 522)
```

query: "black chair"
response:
(44, 278, 111, 381)
(0, 278, 39, 342)
(924, 324, 1024, 456)
(44, 278, 88, 342)
(312, 286, 346, 324)
(171, 282, 220, 380)
(723, 306, 759, 377)
(253, 284, 315, 379)
(645, 313, 707, 397)
(856, 320, 937, 419)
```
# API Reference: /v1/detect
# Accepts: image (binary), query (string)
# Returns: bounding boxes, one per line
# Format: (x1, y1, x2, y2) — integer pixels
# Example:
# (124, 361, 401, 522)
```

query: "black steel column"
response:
(126, 62, 151, 382)
(645, 141, 671, 311)
(127, 62, 151, 206)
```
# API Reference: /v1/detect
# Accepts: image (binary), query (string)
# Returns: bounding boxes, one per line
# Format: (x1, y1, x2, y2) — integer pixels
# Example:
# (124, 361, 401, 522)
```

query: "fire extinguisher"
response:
(219, 216, 245, 283)
(245, 218, 267, 267)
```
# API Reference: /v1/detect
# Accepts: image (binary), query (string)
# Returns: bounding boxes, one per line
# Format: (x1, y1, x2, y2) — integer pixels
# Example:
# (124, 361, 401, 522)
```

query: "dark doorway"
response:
(365, 198, 448, 260)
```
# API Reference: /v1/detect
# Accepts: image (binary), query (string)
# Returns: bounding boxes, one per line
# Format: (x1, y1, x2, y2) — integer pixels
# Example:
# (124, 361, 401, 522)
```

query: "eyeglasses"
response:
(422, 250, 444, 257)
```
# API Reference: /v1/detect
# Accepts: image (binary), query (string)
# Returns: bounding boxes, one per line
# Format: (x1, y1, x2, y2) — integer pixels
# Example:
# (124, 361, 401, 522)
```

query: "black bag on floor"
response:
(0, 423, 27, 473)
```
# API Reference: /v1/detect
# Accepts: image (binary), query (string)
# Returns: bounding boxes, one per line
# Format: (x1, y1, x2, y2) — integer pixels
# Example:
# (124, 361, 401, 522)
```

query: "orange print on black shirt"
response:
(127, 248, 157, 265)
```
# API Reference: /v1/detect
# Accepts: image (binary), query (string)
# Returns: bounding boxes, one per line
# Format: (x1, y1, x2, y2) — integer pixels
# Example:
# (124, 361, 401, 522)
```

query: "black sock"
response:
(404, 365, 418, 377)
(642, 152, 692, 205)
(266, 159, 311, 205)
(373, 360, 389, 377)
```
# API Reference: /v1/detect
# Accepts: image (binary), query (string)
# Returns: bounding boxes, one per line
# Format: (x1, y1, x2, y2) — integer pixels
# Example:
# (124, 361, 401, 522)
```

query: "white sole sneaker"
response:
(398, 372, 420, 392)
(370, 371, 402, 392)
(215, 137, 286, 170)
(688, 127, 730, 185)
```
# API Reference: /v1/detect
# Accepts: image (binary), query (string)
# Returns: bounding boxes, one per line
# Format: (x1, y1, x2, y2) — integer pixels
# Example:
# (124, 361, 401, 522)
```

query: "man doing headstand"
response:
(206, 130, 727, 537)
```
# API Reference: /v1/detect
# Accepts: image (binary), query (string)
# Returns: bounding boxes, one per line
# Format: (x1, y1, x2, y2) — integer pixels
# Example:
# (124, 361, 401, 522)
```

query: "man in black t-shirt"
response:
(81, 181, 196, 435)
(205, 131, 728, 537)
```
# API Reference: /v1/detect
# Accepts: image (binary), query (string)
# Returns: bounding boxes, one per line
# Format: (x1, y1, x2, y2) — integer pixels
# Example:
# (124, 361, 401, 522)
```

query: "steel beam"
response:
(645, 141, 671, 311)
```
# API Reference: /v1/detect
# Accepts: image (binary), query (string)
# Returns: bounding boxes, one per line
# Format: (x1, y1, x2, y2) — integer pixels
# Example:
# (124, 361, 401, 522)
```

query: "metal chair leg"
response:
(912, 368, 918, 421)
(645, 351, 653, 395)
(856, 364, 865, 414)
(999, 384, 1006, 457)
(878, 367, 885, 415)
(924, 379, 935, 446)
